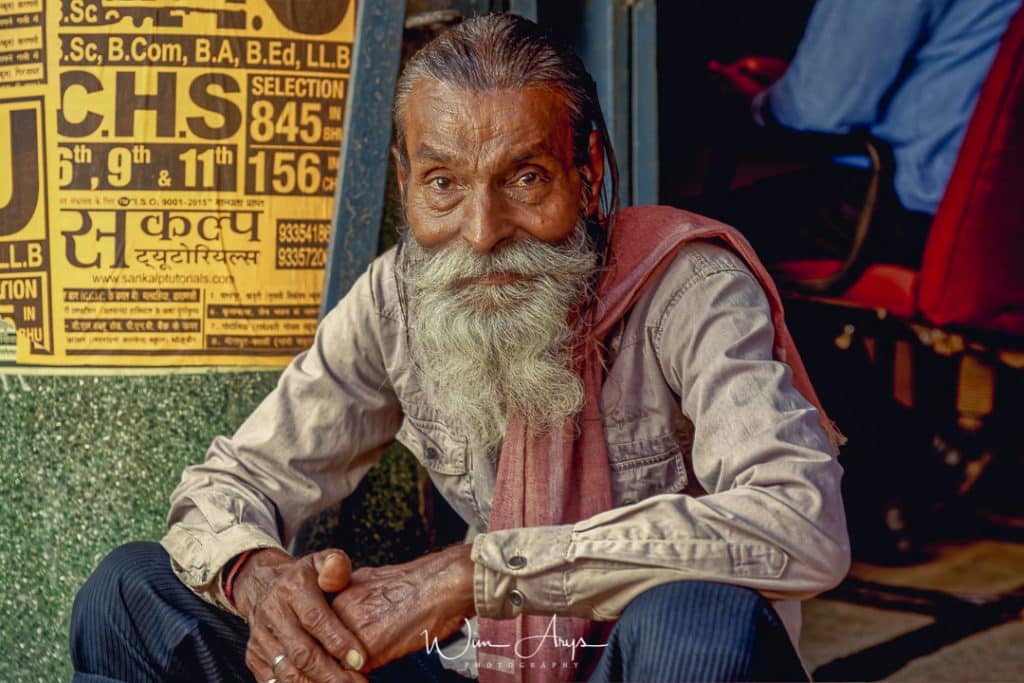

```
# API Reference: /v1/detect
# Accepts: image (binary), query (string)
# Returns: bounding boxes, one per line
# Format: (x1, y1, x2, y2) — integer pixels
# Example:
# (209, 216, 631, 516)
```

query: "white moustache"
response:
(396, 220, 599, 450)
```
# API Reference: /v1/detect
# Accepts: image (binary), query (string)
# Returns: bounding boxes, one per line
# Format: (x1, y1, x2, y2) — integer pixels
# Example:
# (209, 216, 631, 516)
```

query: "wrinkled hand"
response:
(708, 55, 789, 102)
(331, 544, 476, 671)
(233, 547, 369, 682)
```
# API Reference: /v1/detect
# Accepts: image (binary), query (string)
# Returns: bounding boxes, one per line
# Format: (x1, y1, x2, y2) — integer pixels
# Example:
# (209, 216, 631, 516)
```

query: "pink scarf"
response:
(476, 206, 842, 682)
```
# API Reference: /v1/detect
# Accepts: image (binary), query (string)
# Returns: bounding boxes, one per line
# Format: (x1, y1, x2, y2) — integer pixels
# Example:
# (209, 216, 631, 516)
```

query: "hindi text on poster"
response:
(0, 0, 355, 366)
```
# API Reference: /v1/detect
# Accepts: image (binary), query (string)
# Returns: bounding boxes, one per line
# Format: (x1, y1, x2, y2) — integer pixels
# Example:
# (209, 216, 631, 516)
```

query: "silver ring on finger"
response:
(271, 652, 288, 671)
(266, 679, 278, 683)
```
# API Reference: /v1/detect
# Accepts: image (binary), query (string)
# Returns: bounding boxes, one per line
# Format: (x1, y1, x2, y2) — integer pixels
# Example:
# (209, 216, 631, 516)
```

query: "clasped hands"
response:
(233, 543, 476, 683)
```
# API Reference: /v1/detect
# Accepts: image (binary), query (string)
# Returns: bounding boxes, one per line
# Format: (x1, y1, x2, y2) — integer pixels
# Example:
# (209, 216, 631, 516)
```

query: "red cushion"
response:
(775, 260, 918, 319)
(917, 5, 1024, 336)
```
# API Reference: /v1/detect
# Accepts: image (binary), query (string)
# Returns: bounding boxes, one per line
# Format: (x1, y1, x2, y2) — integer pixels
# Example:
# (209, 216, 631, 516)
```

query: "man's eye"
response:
(429, 177, 453, 191)
(514, 172, 539, 186)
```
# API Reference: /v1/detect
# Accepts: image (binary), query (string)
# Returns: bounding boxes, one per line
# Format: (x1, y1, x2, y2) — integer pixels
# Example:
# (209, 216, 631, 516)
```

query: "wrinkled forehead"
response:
(402, 80, 577, 168)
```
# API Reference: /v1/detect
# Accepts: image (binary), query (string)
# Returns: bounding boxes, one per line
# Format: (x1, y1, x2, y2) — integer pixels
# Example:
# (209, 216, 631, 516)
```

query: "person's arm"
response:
(766, 0, 938, 132)
(468, 244, 850, 622)
(160, 253, 404, 681)
(161, 257, 402, 610)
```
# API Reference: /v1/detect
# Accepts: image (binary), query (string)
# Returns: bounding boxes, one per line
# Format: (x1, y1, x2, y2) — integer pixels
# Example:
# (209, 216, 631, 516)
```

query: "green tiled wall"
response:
(0, 371, 429, 682)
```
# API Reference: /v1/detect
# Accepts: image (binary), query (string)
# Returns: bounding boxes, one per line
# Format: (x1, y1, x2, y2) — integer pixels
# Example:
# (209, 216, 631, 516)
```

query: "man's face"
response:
(397, 80, 603, 260)
(394, 80, 605, 447)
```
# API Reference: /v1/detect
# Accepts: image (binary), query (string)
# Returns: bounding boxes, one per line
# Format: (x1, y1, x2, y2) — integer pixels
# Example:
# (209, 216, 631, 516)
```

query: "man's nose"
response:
(461, 188, 514, 253)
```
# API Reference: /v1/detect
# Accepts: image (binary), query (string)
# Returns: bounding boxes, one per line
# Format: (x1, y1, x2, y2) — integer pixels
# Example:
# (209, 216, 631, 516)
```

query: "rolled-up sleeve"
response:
(471, 250, 850, 622)
(161, 261, 403, 614)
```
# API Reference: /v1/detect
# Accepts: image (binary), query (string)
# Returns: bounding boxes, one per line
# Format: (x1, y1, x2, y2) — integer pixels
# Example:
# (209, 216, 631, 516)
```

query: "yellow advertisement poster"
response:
(0, 0, 355, 366)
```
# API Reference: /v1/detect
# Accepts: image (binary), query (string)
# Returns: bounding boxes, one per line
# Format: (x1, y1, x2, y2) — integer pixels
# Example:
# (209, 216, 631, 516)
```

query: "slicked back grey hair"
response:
(392, 12, 619, 227)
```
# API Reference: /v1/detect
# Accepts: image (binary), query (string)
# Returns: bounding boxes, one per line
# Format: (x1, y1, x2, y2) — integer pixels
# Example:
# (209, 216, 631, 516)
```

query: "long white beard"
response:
(397, 220, 599, 452)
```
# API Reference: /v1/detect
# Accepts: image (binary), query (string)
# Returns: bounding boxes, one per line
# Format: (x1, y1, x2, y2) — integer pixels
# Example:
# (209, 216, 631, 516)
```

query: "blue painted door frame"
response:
(320, 0, 657, 316)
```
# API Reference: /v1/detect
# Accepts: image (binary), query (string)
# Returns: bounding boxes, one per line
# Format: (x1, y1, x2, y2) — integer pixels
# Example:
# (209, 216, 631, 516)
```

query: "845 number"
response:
(249, 101, 323, 145)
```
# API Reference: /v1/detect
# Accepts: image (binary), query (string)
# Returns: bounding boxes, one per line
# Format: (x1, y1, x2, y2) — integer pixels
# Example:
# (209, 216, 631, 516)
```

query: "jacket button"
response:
(509, 589, 524, 607)
(507, 555, 527, 569)
(425, 447, 439, 460)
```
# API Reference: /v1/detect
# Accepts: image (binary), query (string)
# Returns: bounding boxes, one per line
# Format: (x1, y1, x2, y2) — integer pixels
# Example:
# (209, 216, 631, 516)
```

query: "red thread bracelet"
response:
(223, 549, 256, 608)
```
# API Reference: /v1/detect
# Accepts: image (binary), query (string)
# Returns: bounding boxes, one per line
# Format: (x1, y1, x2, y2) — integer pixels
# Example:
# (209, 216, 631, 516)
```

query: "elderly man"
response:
(71, 14, 849, 683)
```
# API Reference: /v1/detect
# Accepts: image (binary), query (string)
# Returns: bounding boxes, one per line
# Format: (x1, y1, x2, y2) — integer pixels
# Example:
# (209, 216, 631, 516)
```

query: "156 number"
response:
(246, 150, 323, 194)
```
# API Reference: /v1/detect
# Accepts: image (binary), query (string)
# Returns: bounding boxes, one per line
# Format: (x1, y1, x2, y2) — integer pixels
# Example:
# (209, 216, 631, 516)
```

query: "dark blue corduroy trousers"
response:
(70, 542, 807, 682)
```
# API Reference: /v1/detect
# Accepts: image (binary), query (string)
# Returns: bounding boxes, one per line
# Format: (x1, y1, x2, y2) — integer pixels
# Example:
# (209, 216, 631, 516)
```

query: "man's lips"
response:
(457, 272, 528, 287)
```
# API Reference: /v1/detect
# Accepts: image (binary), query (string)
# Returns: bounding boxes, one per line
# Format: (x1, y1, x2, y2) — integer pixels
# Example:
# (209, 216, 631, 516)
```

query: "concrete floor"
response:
(801, 536, 1024, 681)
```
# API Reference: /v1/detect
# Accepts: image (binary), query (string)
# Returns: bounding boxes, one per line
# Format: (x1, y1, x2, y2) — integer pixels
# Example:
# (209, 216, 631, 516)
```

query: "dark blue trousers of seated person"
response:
(70, 542, 807, 683)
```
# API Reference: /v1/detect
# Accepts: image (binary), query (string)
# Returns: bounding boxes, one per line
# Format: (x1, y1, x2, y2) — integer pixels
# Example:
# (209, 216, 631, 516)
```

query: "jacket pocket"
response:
(395, 406, 468, 476)
(606, 433, 687, 506)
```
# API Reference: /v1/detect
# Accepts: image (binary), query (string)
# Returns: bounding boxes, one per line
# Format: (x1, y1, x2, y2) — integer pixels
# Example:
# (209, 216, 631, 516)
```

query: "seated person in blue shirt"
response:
(707, 0, 1020, 267)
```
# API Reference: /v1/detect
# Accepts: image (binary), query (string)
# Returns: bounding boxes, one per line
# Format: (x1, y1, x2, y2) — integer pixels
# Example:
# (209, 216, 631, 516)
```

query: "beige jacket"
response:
(162, 239, 850, 646)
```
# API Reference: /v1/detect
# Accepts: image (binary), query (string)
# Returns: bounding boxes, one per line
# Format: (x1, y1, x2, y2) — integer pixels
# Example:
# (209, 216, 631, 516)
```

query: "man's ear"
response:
(580, 130, 605, 218)
(392, 145, 408, 204)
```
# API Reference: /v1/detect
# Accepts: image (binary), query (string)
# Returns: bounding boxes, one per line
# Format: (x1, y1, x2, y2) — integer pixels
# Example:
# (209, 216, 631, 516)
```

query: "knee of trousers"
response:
(70, 541, 174, 644)
(610, 580, 774, 659)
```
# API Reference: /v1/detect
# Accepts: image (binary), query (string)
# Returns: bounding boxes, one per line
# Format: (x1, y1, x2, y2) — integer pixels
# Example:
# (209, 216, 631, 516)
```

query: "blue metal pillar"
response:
(320, 0, 407, 318)
(630, 0, 658, 205)
(508, 0, 538, 21)
(578, 0, 631, 207)
(575, 0, 658, 208)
